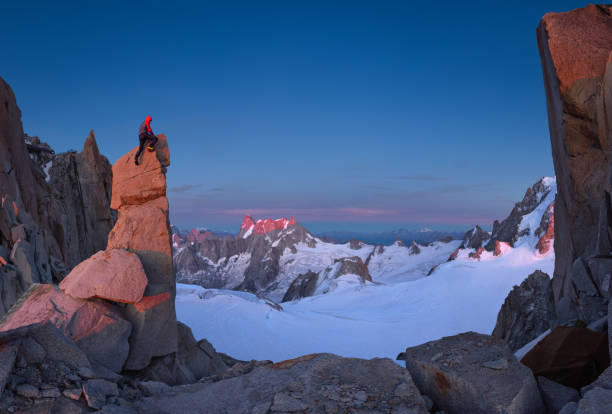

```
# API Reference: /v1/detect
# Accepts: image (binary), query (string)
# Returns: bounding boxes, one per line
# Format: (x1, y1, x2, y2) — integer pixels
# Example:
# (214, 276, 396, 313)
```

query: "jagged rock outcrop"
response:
(0, 76, 115, 316)
(484, 178, 556, 252)
(46, 130, 115, 269)
(398, 332, 545, 414)
(447, 178, 555, 262)
(460, 225, 490, 249)
(282, 256, 372, 302)
(408, 240, 421, 255)
(282, 270, 319, 302)
(107, 134, 178, 372)
(538, 5, 612, 310)
(492, 270, 556, 351)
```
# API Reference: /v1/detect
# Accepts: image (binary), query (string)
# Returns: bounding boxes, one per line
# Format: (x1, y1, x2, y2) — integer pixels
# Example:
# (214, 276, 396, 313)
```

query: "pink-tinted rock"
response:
(538, 5, 612, 301)
(59, 249, 147, 303)
(110, 134, 170, 210)
(494, 241, 512, 257)
(469, 247, 486, 260)
(540, 4, 612, 93)
(107, 133, 177, 372)
(536, 205, 555, 255)
(107, 197, 172, 286)
(0, 284, 131, 372)
(241, 215, 296, 235)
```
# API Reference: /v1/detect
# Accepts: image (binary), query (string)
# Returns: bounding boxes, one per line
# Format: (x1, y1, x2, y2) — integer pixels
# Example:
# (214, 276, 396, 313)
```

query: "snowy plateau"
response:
(174, 178, 556, 363)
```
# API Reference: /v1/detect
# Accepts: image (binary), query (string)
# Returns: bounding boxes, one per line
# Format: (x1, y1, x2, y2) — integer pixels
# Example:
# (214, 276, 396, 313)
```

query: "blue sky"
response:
(1, 1, 585, 232)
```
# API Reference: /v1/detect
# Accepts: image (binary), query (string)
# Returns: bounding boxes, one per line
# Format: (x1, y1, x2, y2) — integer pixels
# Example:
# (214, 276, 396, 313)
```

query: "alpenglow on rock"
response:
(107, 133, 178, 371)
(59, 249, 147, 303)
(538, 5, 612, 312)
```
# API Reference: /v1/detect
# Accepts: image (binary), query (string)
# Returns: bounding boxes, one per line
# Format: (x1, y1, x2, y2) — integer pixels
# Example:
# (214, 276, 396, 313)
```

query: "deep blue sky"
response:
(0, 1, 586, 232)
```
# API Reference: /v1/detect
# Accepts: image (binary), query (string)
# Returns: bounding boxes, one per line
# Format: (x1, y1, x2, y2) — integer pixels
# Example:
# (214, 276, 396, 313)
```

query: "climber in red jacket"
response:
(135, 115, 158, 165)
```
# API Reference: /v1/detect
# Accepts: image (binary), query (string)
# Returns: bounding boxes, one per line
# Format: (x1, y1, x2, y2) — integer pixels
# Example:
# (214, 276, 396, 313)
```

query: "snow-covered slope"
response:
(177, 243, 554, 362)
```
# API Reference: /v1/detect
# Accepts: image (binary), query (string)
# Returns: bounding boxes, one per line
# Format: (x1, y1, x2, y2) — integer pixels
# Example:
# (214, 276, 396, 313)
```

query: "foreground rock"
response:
(0, 284, 131, 372)
(492, 270, 555, 351)
(537, 376, 580, 414)
(520, 326, 609, 389)
(398, 331, 544, 414)
(538, 4, 612, 313)
(59, 249, 147, 303)
(107, 134, 178, 372)
(132, 353, 429, 414)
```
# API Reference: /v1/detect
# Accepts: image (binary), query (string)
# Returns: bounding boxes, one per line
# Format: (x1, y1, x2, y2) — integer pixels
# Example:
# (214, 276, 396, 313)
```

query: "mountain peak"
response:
(240, 215, 297, 236)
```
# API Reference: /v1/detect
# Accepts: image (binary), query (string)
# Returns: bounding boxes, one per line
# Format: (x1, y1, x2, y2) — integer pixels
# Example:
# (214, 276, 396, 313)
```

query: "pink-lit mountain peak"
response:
(241, 214, 296, 234)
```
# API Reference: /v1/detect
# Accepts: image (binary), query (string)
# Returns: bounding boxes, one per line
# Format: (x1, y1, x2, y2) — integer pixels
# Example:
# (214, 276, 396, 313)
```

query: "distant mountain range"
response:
(313, 228, 467, 245)
(171, 177, 556, 302)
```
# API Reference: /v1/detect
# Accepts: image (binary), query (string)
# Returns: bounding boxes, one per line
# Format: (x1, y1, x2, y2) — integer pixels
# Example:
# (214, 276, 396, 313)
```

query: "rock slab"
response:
(400, 331, 544, 414)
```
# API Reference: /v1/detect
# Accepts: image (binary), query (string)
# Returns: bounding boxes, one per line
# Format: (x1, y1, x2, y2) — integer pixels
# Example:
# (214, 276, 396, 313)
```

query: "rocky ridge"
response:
(447, 177, 556, 262)
(0, 77, 114, 317)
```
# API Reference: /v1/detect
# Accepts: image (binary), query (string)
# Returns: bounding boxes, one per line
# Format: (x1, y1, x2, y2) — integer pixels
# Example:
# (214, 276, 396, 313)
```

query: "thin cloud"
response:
(168, 184, 202, 193)
(394, 175, 446, 182)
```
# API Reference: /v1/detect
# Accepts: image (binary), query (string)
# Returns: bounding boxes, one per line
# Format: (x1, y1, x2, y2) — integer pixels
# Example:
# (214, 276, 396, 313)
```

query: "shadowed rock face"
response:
(0, 76, 114, 316)
(492, 270, 556, 351)
(538, 5, 612, 302)
(47, 130, 115, 269)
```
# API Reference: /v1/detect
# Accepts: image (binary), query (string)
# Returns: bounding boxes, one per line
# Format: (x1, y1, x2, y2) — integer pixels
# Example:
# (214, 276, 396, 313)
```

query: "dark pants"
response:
(135, 133, 158, 162)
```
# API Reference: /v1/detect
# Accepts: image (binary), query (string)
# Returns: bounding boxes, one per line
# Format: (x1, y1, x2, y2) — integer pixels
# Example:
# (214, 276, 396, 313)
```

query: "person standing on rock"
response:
(135, 115, 158, 165)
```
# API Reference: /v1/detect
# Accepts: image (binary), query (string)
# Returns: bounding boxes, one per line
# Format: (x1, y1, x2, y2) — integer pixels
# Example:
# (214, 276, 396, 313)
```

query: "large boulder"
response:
(398, 331, 544, 414)
(107, 134, 177, 372)
(134, 353, 429, 414)
(492, 270, 556, 351)
(0, 284, 131, 372)
(537, 4, 612, 303)
(59, 249, 147, 303)
(520, 326, 609, 389)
